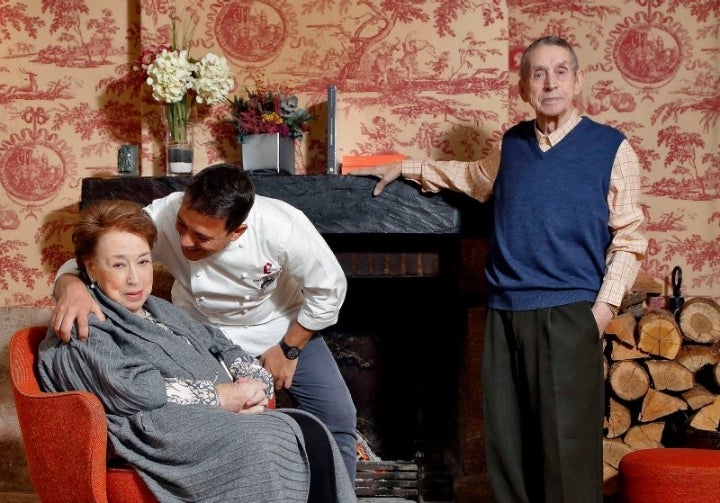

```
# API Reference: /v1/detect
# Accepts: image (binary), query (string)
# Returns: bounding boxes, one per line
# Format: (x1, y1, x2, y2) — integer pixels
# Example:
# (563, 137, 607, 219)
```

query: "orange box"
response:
(341, 154, 406, 174)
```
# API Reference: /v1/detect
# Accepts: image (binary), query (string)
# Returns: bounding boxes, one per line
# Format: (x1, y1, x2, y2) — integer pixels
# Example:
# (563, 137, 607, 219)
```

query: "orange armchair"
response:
(9, 326, 157, 503)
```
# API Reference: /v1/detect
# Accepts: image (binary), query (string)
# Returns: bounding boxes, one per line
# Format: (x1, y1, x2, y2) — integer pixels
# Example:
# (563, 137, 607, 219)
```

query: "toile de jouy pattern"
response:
(0, 0, 718, 307)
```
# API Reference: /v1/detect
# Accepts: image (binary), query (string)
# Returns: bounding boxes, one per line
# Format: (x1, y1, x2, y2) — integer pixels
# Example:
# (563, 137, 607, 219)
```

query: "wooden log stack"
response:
(602, 277, 720, 497)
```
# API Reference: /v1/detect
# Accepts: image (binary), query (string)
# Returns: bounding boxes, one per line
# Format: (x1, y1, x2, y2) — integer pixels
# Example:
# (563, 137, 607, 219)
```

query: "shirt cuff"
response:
(401, 159, 423, 181)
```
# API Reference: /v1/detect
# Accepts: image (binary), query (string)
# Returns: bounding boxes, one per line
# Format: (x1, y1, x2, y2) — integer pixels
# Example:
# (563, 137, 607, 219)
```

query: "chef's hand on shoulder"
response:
(52, 274, 105, 342)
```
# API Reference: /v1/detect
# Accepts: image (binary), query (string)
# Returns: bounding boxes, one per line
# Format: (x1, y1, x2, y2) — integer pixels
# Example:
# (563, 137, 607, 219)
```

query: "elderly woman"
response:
(38, 199, 355, 503)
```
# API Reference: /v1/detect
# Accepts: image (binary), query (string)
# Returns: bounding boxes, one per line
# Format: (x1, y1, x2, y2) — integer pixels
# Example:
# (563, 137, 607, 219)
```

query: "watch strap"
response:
(279, 338, 301, 359)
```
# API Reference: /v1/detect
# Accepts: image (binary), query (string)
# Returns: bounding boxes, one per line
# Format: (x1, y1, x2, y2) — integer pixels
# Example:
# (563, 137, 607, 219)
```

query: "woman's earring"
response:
(89, 277, 96, 289)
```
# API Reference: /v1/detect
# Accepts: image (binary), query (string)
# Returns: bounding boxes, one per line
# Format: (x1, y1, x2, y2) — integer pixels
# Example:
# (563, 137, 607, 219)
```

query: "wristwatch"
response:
(278, 338, 301, 360)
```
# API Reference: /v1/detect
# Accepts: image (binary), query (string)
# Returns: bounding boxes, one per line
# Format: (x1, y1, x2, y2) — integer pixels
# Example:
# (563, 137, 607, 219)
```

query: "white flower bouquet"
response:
(141, 22, 234, 144)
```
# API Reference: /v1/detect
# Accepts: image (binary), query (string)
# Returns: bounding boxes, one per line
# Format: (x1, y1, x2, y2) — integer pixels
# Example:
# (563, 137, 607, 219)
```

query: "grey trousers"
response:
(290, 334, 358, 483)
(482, 302, 604, 503)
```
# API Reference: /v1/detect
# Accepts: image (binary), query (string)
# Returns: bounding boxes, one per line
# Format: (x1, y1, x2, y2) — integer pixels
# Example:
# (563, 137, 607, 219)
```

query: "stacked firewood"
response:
(602, 275, 720, 496)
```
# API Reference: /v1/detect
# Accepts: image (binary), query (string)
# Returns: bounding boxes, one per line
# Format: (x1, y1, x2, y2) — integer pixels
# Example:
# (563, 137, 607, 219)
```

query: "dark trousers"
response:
(482, 302, 604, 503)
(290, 335, 358, 482)
(284, 410, 338, 503)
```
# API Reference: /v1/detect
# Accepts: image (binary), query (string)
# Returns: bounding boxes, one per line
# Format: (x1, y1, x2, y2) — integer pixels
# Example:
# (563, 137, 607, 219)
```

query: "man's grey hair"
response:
(519, 36, 579, 81)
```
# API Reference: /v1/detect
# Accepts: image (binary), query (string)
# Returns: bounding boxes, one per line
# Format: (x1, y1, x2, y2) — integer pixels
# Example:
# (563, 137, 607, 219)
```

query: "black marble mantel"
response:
(80, 173, 488, 237)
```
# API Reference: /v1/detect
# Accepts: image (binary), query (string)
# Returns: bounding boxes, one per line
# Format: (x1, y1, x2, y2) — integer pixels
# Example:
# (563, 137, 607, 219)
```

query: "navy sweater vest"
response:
(486, 117, 625, 310)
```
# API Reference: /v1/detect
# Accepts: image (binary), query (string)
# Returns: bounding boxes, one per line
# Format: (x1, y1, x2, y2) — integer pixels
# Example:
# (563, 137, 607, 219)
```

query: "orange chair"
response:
(10, 326, 158, 502)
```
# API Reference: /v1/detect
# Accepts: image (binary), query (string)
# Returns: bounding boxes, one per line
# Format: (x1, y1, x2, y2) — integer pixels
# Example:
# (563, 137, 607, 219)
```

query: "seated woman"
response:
(38, 199, 355, 503)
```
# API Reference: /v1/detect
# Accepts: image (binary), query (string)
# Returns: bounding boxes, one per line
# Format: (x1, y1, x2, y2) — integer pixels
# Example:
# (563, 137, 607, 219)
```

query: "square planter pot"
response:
(242, 133, 295, 174)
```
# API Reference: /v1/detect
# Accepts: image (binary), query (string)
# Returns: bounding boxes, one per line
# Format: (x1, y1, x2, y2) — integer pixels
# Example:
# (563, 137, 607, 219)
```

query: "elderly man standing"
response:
(351, 36, 647, 502)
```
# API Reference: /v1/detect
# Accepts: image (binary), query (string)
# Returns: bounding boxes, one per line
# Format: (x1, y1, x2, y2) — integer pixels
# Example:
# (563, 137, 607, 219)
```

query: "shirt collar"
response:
(534, 111, 581, 147)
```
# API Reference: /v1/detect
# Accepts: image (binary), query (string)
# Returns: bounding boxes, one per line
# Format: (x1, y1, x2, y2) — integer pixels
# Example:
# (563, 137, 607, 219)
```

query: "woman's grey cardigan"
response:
(37, 288, 356, 502)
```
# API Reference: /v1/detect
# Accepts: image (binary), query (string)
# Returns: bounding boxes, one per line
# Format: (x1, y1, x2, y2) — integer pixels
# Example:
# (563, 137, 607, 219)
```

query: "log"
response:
(624, 303, 646, 319)
(606, 397, 632, 438)
(603, 462, 620, 496)
(609, 360, 650, 402)
(631, 273, 664, 297)
(682, 385, 718, 411)
(645, 360, 694, 392)
(600, 297, 720, 499)
(603, 354, 609, 380)
(623, 422, 665, 450)
(602, 438, 635, 469)
(689, 395, 720, 431)
(675, 343, 719, 373)
(620, 291, 647, 315)
(638, 388, 687, 422)
(637, 309, 683, 359)
(610, 341, 649, 361)
(679, 297, 720, 344)
(604, 312, 638, 348)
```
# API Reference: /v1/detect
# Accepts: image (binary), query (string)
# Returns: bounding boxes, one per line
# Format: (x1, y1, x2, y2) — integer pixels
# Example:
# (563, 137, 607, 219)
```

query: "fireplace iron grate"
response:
(356, 460, 418, 498)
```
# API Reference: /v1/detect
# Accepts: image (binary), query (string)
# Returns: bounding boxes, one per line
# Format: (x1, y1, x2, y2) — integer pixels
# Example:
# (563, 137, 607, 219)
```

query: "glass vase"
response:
(164, 104, 194, 176)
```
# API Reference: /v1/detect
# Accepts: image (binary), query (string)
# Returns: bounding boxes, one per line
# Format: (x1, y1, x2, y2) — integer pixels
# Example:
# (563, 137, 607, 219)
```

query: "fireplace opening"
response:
(325, 273, 465, 501)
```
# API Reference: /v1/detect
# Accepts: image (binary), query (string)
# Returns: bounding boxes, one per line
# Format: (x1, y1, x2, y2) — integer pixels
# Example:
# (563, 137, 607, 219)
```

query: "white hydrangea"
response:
(146, 49, 196, 104)
(194, 53, 235, 105)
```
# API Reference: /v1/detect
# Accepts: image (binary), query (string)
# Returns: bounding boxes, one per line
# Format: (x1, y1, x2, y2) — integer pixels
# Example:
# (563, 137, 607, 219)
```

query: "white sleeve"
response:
(54, 258, 81, 283)
(280, 206, 347, 331)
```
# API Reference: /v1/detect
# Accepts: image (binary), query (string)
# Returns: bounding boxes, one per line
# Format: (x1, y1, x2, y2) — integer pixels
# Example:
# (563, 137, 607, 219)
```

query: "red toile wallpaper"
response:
(0, 0, 718, 307)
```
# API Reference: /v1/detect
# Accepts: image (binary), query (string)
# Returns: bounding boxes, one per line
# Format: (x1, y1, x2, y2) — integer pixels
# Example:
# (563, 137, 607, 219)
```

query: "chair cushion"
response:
(619, 447, 720, 503)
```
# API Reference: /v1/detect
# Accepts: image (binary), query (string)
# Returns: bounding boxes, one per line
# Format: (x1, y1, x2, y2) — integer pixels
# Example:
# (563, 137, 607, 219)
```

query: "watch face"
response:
(280, 339, 301, 360)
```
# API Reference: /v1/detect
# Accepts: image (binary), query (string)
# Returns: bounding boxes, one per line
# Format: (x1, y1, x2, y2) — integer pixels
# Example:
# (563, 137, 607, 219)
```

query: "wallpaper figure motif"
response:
(212, 0, 295, 65)
(0, 106, 76, 217)
(608, 7, 690, 94)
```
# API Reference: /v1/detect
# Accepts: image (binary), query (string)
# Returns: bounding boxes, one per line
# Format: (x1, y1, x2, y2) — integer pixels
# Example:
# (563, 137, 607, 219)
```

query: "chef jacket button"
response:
(244, 295, 251, 300)
(241, 272, 248, 278)
(198, 296, 205, 302)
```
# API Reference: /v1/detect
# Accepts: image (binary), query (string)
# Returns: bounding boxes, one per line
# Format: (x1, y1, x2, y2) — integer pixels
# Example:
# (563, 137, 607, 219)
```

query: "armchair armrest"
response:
(10, 326, 111, 502)
(12, 388, 110, 502)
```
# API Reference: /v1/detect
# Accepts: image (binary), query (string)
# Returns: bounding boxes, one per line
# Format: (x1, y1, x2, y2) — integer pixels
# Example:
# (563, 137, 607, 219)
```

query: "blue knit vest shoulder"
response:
(485, 116, 625, 311)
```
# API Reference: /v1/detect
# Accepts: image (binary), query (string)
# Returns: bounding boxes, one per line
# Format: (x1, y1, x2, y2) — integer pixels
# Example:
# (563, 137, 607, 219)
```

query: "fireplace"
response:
(81, 173, 489, 501)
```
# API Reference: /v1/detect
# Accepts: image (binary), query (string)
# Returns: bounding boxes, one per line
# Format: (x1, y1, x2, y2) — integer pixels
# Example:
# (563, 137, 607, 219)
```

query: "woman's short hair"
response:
(73, 199, 157, 282)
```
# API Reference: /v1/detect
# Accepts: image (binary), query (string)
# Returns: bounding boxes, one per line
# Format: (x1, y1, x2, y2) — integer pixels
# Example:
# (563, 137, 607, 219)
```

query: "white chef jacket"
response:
(148, 191, 347, 355)
(58, 192, 347, 356)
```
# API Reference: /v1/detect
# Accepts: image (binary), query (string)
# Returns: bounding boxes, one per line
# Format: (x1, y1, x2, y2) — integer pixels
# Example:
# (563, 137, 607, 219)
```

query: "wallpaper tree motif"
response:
(0, 0, 718, 307)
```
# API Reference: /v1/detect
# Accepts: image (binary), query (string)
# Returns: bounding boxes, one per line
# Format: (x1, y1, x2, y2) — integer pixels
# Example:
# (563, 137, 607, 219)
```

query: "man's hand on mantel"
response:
(52, 273, 105, 342)
(347, 162, 402, 196)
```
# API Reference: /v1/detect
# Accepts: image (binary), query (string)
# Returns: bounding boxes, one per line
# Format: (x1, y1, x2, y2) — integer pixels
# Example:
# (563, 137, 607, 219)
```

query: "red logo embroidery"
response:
(263, 262, 272, 274)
